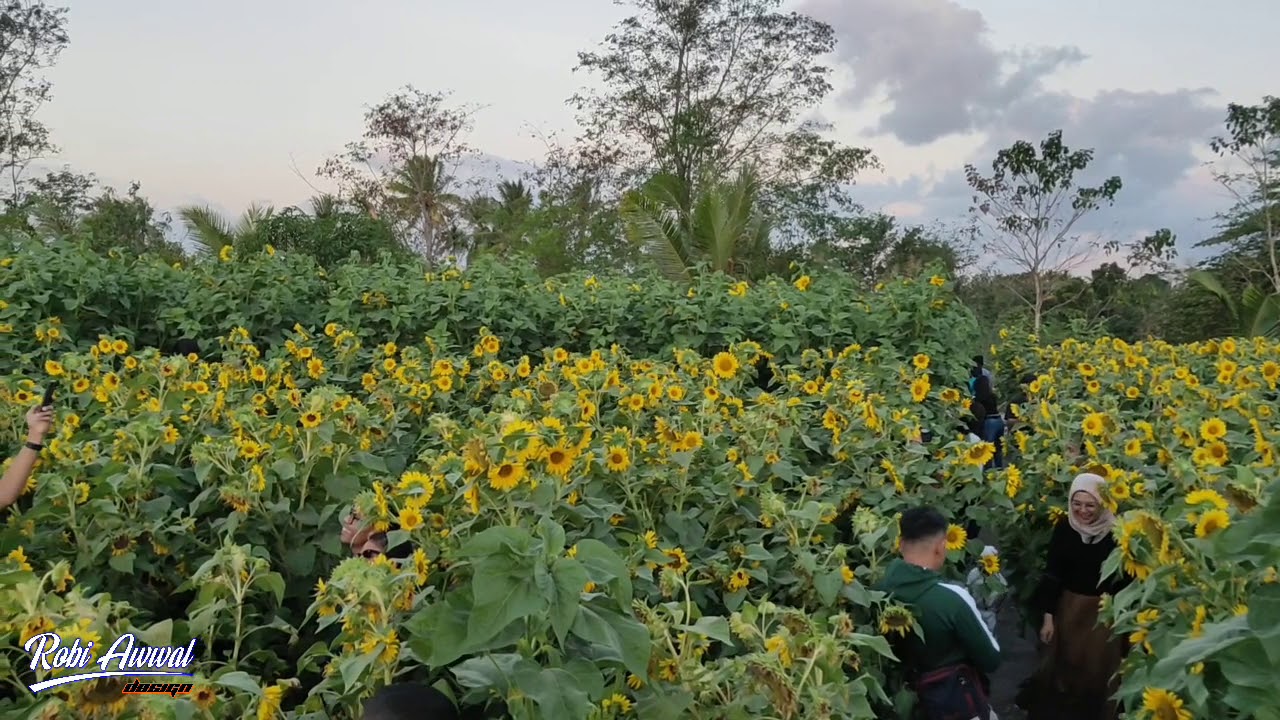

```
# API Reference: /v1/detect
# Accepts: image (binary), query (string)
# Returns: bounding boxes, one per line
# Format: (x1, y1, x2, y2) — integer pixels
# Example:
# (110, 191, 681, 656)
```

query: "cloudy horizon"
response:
(35, 0, 1275, 268)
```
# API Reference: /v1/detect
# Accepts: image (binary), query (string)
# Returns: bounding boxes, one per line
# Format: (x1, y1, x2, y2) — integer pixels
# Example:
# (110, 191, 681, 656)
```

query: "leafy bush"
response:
(0, 239, 976, 372)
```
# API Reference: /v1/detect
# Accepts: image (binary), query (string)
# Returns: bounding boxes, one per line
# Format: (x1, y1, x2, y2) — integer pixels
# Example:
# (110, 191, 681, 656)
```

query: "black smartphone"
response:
(40, 383, 55, 408)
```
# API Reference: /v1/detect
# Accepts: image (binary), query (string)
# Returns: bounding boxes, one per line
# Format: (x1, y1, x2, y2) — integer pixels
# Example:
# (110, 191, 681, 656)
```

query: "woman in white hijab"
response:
(1018, 473, 1131, 720)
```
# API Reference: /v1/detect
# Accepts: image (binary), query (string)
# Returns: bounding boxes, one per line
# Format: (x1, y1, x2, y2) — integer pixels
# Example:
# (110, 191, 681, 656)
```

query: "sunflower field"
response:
(0, 240, 1277, 720)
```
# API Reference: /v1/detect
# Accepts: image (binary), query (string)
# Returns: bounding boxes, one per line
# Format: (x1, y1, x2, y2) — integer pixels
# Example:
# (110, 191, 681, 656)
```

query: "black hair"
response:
(964, 400, 986, 435)
(973, 375, 998, 414)
(899, 507, 948, 543)
(972, 355, 984, 367)
(1019, 374, 1036, 386)
(172, 338, 201, 357)
(362, 683, 458, 720)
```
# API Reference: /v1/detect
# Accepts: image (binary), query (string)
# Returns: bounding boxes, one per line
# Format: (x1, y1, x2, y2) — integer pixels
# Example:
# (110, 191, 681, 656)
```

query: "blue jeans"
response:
(981, 416, 1005, 470)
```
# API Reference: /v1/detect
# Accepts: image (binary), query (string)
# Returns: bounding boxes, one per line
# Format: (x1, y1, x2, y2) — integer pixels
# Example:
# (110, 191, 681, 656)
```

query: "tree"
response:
(571, 0, 876, 247)
(79, 182, 178, 259)
(620, 166, 770, 282)
(964, 130, 1122, 334)
(1188, 270, 1280, 339)
(245, 207, 406, 268)
(1198, 97, 1280, 293)
(319, 86, 478, 263)
(798, 214, 973, 286)
(0, 1, 69, 203)
(457, 180, 534, 257)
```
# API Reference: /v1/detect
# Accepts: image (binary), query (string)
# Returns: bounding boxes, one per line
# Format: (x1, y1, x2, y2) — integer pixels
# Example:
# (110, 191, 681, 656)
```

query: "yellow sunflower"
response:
(712, 352, 740, 379)
(879, 605, 916, 638)
(1199, 417, 1227, 441)
(963, 442, 996, 467)
(1194, 509, 1230, 538)
(487, 462, 525, 492)
(945, 524, 968, 551)
(910, 377, 930, 403)
(544, 444, 574, 478)
(605, 446, 632, 473)
(1081, 412, 1107, 437)
(1141, 687, 1191, 720)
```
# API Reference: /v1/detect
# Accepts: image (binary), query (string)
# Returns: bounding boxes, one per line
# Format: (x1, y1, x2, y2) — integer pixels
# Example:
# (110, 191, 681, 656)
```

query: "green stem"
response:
(231, 589, 245, 669)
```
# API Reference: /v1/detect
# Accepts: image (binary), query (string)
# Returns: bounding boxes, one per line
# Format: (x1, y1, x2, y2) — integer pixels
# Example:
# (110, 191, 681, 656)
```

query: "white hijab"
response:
(1067, 473, 1115, 544)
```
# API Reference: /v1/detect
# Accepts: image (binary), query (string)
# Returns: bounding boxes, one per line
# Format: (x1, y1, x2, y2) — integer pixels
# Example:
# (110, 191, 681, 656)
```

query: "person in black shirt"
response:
(970, 375, 1005, 470)
(1020, 473, 1129, 720)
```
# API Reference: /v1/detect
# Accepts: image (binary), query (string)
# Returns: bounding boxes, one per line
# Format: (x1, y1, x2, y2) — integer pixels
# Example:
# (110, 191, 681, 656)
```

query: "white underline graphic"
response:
(29, 671, 193, 693)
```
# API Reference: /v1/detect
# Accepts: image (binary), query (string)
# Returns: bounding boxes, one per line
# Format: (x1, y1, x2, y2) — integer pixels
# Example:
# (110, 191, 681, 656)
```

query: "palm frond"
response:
(177, 205, 235, 254)
(1248, 293, 1280, 339)
(621, 189, 690, 284)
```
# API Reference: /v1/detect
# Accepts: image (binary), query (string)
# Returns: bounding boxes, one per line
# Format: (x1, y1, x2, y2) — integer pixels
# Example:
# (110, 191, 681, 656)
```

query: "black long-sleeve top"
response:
(1033, 520, 1131, 616)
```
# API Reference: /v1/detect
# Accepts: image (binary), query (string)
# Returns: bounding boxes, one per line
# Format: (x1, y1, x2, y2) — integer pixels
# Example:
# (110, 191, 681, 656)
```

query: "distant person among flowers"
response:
(1019, 473, 1130, 720)
(340, 506, 412, 561)
(969, 356, 994, 393)
(970, 375, 1005, 470)
(1, 406, 54, 510)
(876, 506, 1000, 720)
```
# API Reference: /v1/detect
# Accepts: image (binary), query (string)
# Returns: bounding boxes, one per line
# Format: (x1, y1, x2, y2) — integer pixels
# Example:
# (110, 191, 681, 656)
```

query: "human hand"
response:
(25, 405, 54, 442)
(1039, 614, 1055, 644)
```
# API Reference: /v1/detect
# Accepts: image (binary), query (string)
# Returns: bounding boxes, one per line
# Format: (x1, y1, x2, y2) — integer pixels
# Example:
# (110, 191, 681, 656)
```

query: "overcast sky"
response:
(41, 0, 1275, 267)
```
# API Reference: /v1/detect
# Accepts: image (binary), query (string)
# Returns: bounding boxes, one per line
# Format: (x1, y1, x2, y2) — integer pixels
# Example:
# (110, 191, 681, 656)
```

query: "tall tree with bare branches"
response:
(319, 86, 479, 263)
(0, 1, 69, 203)
(965, 130, 1122, 334)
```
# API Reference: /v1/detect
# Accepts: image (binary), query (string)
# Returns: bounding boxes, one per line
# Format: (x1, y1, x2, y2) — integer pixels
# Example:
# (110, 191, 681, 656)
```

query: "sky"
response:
(38, 0, 1276, 269)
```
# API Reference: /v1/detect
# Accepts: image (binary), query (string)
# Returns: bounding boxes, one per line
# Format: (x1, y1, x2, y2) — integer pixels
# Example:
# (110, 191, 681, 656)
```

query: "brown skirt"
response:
(1022, 591, 1124, 720)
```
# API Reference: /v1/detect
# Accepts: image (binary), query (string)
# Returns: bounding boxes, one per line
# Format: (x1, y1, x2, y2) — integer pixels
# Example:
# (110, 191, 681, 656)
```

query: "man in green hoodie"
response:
(877, 507, 1001, 720)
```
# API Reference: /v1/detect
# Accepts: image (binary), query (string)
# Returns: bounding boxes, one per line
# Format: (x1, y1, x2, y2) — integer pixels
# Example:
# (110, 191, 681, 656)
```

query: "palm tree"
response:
(384, 155, 462, 261)
(308, 194, 343, 219)
(620, 167, 770, 282)
(1189, 270, 1280, 338)
(177, 203, 275, 254)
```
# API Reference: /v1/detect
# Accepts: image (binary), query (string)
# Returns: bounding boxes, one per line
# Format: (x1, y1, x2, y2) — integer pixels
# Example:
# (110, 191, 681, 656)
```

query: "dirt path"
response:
(989, 603, 1036, 719)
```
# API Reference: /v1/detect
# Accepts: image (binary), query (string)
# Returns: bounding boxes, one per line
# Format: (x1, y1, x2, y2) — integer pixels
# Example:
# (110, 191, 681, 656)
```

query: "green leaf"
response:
(574, 539, 633, 609)
(351, 452, 388, 473)
(257, 572, 286, 605)
(814, 569, 843, 606)
(513, 666, 594, 720)
(284, 544, 316, 577)
(271, 458, 296, 480)
(549, 557, 589, 645)
(538, 516, 567, 559)
(339, 651, 378, 692)
(109, 552, 135, 574)
(211, 670, 262, 696)
(451, 653, 524, 692)
(406, 593, 471, 667)
(1151, 616, 1252, 680)
(460, 525, 539, 561)
(570, 604, 651, 679)
(674, 616, 733, 645)
(133, 619, 174, 647)
(322, 473, 360, 502)
(466, 547, 548, 648)
(637, 689, 694, 720)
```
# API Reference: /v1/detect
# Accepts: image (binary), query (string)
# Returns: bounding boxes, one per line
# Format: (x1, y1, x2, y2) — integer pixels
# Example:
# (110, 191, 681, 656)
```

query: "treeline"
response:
(0, 1, 1275, 346)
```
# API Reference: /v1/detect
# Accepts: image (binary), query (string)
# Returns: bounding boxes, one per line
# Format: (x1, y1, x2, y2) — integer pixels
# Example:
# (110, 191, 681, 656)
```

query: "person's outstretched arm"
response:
(0, 406, 54, 509)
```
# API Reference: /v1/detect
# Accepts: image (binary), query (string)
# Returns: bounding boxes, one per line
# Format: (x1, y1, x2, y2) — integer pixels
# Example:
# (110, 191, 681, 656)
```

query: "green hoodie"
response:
(875, 558, 1001, 675)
